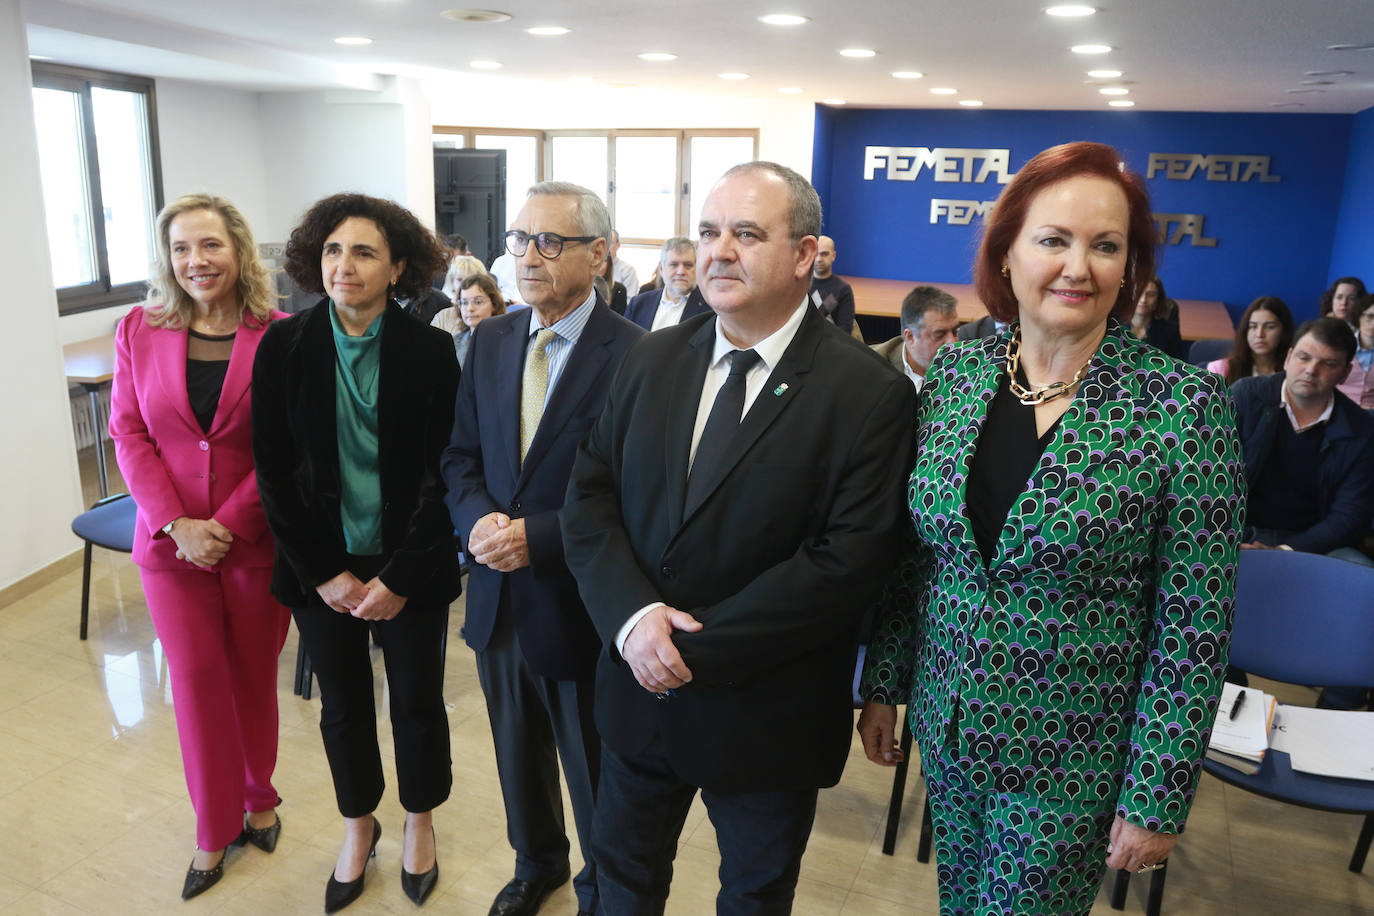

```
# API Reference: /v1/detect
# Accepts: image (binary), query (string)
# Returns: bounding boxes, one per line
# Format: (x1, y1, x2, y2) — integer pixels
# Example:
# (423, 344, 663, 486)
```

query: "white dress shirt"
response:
(615, 298, 811, 653)
(613, 257, 639, 297)
(489, 253, 523, 306)
(649, 288, 691, 332)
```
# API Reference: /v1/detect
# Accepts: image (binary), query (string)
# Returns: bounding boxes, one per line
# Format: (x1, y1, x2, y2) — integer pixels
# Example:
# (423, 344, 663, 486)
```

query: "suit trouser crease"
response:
(293, 590, 452, 817)
(475, 595, 601, 910)
(592, 736, 819, 916)
(139, 565, 291, 850)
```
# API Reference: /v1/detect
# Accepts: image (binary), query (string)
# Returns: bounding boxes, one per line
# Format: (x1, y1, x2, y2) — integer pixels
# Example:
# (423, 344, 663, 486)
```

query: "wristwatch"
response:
(163, 519, 177, 536)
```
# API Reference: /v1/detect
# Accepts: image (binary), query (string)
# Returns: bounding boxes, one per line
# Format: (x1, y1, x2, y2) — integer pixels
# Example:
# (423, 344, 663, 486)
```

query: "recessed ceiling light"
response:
(1108, 100, 1135, 108)
(1305, 70, 1354, 76)
(1099, 87, 1129, 95)
(930, 87, 957, 95)
(1071, 44, 1112, 54)
(1287, 88, 1325, 94)
(1087, 69, 1122, 78)
(526, 26, 570, 36)
(892, 71, 924, 79)
(440, 9, 513, 23)
(839, 48, 877, 58)
(1271, 102, 1305, 108)
(758, 13, 809, 25)
(469, 59, 502, 69)
(1300, 79, 1334, 85)
(718, 72, 750, 80)
(334, 36, 373, 46)
(1045, 5, 1096, 17)
(1327, 42, 1374, 51)
(823, 98, 846, 105)
(959, 99, 984, 107)
(638, 51, 677, 61)
(778, 87, 804, 94)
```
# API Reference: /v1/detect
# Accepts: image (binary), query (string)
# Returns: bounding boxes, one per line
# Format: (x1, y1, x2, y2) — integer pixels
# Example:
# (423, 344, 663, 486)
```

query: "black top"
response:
(186, 328, 234, 433)
(1248, 417, 1326, 535)
(966, 373, 1062, 567)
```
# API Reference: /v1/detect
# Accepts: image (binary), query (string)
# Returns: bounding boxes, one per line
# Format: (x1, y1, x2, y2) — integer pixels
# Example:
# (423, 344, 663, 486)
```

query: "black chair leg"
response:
(1351, 813, 1374, 872)
(77, 541, 92, 642)
(1110, 869, 1130, 910)
(1146, 862, 1167, 916)
(882, 721, 914, 855)
(917, 791, 933, 863)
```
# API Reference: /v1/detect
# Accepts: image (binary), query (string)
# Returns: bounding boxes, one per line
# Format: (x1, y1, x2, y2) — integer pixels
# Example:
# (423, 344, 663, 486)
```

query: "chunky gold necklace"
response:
(1005, 326, 1092, 406)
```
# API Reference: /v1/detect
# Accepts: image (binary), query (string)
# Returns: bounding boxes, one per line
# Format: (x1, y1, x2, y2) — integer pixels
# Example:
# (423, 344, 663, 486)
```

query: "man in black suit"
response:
(561, 162, 915, 913)
(442, 182, 644, 916)
(624, 237, 710, 331)
(955, 313, 1006, 341)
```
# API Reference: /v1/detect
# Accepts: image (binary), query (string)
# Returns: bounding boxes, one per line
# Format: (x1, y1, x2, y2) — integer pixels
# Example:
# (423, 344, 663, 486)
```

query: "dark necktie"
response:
(685, 348, 761, 510)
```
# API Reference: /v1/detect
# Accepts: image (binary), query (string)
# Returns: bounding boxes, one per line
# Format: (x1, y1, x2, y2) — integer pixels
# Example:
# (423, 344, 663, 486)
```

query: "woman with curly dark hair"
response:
(252, 193, 461, 912)
(1319, 276, 1367, 325)
(1208, 295, 1293, 386)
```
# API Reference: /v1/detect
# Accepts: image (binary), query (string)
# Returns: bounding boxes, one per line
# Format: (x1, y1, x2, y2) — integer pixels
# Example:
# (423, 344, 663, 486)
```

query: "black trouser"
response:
(475, 594, 600, 913)
(592, 733, 819, 916)
(293, 556, 452, 817)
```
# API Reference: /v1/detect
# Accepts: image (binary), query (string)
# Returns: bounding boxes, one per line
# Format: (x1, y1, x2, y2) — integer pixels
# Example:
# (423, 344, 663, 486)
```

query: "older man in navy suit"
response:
(442, 181, 643, 916)
(624, 237, 710, 332)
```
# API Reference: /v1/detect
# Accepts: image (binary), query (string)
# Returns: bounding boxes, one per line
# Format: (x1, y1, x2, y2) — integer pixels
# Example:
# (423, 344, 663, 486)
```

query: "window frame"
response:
(31, 62, 164, 316)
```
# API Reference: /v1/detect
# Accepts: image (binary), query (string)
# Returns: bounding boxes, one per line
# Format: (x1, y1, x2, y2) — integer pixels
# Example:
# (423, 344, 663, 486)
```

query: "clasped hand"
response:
(170, 517, 233, 568)
(315, 572, 407, 620)
(468, 512, 530, 572)
(622, 605, 702, 693)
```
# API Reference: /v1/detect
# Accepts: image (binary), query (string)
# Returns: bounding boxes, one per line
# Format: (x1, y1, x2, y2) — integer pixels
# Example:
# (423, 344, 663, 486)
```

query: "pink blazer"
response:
(110, 307, 287, 570)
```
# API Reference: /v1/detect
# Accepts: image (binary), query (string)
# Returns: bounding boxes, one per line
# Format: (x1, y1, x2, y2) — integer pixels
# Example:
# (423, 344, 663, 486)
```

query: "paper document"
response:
(1208, 682, 1274, 761)
(1272, 705, 1374, 782)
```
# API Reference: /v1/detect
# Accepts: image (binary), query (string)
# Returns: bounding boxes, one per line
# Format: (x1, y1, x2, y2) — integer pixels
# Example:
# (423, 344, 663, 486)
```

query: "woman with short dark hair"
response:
(1320, 276, 1367, 325)
(253, 193, 460, 912)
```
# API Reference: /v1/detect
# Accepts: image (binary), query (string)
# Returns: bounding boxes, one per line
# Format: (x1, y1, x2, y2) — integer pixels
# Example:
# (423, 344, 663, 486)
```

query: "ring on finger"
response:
(1136, 862, 1165, 873)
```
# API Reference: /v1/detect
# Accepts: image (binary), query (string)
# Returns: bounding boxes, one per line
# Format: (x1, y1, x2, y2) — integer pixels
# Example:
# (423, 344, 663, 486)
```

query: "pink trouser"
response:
(139, 565, 291, 850)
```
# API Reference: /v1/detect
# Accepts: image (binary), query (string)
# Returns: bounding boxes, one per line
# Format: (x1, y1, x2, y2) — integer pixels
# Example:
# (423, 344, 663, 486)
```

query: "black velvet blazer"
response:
(251, 299, 462, 608)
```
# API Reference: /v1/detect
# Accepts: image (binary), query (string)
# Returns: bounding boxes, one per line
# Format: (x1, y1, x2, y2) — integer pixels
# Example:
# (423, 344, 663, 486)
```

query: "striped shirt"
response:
(526, 289, 596, 408)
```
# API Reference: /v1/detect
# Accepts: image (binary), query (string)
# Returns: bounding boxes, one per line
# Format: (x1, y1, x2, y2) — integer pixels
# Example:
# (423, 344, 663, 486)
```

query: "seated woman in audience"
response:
(252, 193, 461, 912)
(1337, 294, 1374, 409)
(596, 252, 629, 314)
(1319, 276, 1367, 326)
(1128, 275, 1184, 358)
(440, 253, 488, 303)
(431, 272, 507, 367)
(1208, 295, 1293, 385)
(110, 194, 291, 900)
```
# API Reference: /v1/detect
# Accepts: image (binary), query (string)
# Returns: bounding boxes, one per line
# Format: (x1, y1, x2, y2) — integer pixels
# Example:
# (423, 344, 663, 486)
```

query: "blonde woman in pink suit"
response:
(110, 194, 291, 901)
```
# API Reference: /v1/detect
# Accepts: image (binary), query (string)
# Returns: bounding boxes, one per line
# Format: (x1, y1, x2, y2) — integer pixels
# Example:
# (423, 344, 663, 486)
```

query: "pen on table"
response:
(1229, 689, 1247, 721)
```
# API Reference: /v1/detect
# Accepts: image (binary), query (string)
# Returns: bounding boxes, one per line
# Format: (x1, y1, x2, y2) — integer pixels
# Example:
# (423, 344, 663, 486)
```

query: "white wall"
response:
(1, 0, 85, 588)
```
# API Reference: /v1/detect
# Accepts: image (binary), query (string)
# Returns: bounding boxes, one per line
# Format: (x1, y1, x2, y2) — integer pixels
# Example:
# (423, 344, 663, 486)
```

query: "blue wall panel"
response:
(1328, 106, 1374, 290)
(813, 107, 1352, 322)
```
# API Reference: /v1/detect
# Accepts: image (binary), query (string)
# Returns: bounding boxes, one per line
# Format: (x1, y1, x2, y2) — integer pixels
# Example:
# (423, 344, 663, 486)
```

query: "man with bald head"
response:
(809, 234, 855, 334)
(562, 163, 914, 911)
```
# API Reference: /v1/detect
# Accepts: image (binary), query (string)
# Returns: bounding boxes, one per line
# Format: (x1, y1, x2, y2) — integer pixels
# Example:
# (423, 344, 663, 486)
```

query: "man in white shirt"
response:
(624, 238, 710, 332)
(609, 230, 640, 297)
(871, 285, 961, 391)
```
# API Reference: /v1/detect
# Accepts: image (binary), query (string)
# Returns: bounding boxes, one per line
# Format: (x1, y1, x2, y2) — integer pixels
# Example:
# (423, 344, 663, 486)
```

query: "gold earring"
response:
(1120, 277, 1126, 288)
(1001, 265, 1010, 278)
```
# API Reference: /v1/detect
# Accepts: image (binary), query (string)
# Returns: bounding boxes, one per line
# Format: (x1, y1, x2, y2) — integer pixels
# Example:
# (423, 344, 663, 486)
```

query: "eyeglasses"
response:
(505, 230, 597, 260)
(458, 295, 490, 308)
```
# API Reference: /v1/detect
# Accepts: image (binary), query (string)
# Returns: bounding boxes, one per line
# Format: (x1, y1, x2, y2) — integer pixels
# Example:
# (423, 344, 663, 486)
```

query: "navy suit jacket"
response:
(442, 297, 644, 680)
(624, 286, 710, 332)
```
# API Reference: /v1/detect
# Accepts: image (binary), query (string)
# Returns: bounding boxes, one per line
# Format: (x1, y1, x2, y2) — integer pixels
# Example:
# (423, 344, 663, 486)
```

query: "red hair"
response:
(973, 141, 1157, 324)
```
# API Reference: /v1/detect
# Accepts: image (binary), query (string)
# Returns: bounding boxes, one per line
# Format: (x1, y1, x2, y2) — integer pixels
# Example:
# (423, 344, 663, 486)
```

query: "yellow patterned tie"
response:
(520, 328, 557, 463)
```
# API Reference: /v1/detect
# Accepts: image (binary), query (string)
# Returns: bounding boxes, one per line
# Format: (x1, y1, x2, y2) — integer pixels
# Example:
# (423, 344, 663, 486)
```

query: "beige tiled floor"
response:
(3, 449, 1367, 914)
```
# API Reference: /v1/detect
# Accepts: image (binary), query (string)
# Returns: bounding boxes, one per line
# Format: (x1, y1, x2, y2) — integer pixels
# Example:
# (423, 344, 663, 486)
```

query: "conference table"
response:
(63, 334, 117, 500)
(844, 276, 1235, 342)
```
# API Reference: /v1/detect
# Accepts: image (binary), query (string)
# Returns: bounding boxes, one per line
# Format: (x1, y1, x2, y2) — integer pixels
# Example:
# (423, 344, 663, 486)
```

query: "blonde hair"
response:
(145, 194, 276, 329)
(442, 254, 489, 301)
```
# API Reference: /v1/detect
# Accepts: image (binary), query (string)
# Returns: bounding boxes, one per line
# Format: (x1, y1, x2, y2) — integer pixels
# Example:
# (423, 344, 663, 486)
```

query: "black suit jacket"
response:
(251, 299, 462, 608)
(442, 298, 644, 680)
(956, 315, 1001, 341)
(561, 305, 916, 792)
(624, 287, 710, 332)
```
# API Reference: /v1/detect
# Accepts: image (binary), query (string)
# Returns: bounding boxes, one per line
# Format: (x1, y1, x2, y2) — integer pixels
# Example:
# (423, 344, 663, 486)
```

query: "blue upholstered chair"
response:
(1186, 338, 1231, 369)
(70, 493, 137, 640)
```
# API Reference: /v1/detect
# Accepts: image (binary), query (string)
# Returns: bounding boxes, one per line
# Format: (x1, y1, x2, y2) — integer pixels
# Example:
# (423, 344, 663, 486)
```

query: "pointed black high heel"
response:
(233, 811, 282, 853)
(181, 847, 226, 900)
(400, 826, 439, 906)
(324, 817, 381, 914)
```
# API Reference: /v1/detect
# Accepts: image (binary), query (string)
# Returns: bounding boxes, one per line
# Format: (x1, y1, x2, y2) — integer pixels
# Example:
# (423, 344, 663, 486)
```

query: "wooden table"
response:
(63, 334, 116, 500)
(844, 276, 1234, 342)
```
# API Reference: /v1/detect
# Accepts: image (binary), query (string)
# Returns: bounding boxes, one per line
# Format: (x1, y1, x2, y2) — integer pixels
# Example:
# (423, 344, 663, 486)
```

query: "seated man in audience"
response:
(872, 285, 960, 391)
(625, 237, 709, 331)
(1232, 317, 1374, 708)
(809, 235, 855, 334)
(956, 312, 1008, 341)
(609, 230, 639, 298)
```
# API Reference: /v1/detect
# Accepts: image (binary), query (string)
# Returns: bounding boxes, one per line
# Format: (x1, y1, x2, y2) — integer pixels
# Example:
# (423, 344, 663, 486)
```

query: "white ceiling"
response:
(22, 0, 1374, 113)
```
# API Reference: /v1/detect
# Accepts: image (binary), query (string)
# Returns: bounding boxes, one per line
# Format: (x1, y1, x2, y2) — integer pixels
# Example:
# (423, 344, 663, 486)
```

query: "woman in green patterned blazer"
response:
(858, 142, 1245, 916)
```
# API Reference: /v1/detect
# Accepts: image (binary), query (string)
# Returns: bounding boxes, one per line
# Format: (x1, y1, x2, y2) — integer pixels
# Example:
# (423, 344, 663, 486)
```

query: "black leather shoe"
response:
(325, 817, 381, 914)
(181, 849, 225, 901)
(401, 826, 439, 906)
(487, 867, 571, 916)
(233, 812, 282, 853)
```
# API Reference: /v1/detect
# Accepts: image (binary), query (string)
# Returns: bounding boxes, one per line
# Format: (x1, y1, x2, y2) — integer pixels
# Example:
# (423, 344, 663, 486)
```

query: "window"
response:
(31, 64, 163, 315)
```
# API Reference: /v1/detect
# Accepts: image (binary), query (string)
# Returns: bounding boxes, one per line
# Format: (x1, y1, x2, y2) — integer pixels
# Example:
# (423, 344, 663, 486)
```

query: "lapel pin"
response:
(773, 382, 789, 396)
